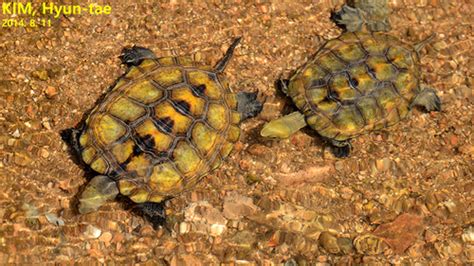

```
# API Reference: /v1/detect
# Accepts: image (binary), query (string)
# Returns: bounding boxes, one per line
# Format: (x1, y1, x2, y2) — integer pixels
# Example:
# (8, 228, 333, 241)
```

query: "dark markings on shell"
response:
(366, 64, 378, 81)
(327, 89, 339, 101)
(132, 143, 143, 156)
(140, 134, 155, 151)
(173, 100, 192, 116)
(309, 78, 327, 89)
(191, 84, 206, 97)
(154, 117, 174, 134)
(349, 76, 359, 89)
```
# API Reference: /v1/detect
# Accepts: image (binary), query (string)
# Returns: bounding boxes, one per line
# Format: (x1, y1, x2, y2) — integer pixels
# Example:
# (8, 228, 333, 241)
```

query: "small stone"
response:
(373, 213, 424, 254)
(45, 213, 65, 226)
(318, 231, 340, 254)
(339, 187, 353, 200)
(99, 232, 112, 245)
(424, 229, 437, 243)
(209, 224, 226, 236)
(7, 138, 16, 146)
(337, 237, 354, 254)
(13, 152, 32, 166)
(435, 239, 463, 258)
(84, 225, 102, 239)
(12, 129, 20, 138)
(31, 69, 49, 80)
(275, 164, 334, 186)
(184, 201, 227, 236)
(227, 231, 256, 250)
(40, 148, 49, 158)
(353, 234, 388, 255)
(42, 121, 52, 130)
(459, 144, 474, 156)
(462, 226, 474, 244)
(222, 192, 258, 220)
(179, 222, 190, 234)
(375, 157, 391, 172)
(44, 86, 58, 98)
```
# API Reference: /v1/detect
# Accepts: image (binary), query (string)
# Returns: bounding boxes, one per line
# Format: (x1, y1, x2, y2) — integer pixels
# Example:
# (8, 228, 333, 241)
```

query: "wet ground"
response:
(0, 0, 473, 264)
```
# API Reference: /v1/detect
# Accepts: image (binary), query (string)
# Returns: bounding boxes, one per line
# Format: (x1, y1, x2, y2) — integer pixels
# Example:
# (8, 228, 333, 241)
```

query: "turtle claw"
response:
(330, 140, 352, 158)
(138, 202, 167, 229)
(119, 46, 157, 67)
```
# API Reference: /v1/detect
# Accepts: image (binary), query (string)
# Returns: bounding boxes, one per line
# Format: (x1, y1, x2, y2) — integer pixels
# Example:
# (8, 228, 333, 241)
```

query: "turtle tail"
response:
(214, 37, 242, 73)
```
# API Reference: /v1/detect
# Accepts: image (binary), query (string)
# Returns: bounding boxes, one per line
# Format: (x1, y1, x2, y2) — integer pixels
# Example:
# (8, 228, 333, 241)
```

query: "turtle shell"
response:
(77, 56, 241, 203)
(288, 32, 421, 141)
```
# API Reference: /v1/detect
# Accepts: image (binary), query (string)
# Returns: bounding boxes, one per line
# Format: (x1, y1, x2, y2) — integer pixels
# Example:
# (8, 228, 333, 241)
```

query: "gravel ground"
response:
(0, 0, 472, 264)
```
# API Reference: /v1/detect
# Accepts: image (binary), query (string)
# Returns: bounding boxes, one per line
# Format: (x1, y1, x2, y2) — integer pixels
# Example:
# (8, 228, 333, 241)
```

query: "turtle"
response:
(260, 0, 441, 158)
(64, 37, 262, 227)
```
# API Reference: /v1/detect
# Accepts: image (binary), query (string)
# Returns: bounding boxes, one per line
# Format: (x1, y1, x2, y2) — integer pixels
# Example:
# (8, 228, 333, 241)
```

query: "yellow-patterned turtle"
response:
(261, 1, 441, 157)
(65, 38, 262, 226)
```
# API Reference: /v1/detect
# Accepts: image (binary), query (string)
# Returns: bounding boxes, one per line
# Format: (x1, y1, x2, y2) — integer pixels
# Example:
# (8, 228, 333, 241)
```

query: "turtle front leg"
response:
(331, 1, 391, 32)
(237, 92, 263, 121)
(410, 87, 441, 112)
(137, 202, 167, 229)
(119, 46, 157, 67)
(78, 175, 119, 214)
(330, 139, 352, 158)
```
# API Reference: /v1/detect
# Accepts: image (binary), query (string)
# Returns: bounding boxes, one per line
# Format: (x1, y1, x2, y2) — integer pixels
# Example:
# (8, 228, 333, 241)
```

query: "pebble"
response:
(44, 86, 58, 98)
(12, 129, 20, 138)
(227, 231, 256, 250)
(40, 148, 49, 158)
(83, 225, 102, 239)
(275, 164, 334, 186)
(353, 234, 388, 255)
(99, 232, 112, 245)
(375, 157, 391, 172)
(435, 239, 463, 258)
(462, 226, 474, 244)
(318, 231, 340, 254)
(44, 213, 65, 226)
(31, 69, 49, 80)
(373, 213, 424, 254)
(222, 192, 258, 220)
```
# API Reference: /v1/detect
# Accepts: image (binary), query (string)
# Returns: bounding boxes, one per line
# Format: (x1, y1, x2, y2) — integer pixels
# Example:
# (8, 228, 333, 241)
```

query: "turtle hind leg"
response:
(411, 87, 441, 112)
(237, 92, 263, 121)
(330, 139, 352, 158)
(119, 46, 157, 67)
(138, 202, 167, 229)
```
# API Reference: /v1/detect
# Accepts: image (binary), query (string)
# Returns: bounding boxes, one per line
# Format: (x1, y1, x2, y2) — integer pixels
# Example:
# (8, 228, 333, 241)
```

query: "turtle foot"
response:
(237, 92, 263, 121)
(139, 202, 167, 229)
(330, 140, 352, 158)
